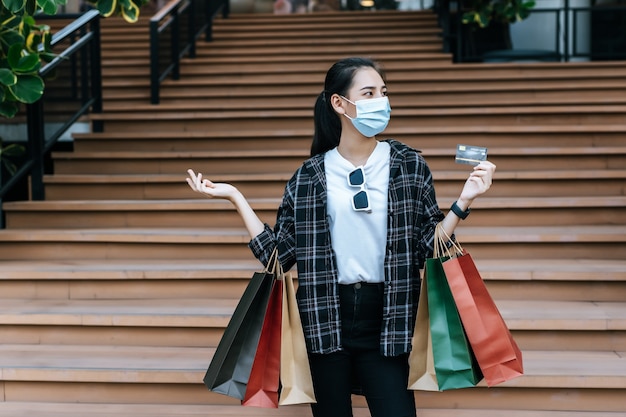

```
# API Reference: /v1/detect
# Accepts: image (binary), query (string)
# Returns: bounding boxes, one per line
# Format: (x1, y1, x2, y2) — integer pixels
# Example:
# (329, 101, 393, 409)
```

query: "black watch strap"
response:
(450, 201, 471, 220)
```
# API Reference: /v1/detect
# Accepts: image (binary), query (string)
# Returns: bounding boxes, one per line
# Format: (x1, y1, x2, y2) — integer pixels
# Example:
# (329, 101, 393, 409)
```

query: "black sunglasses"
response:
(347, 167, 371, 212)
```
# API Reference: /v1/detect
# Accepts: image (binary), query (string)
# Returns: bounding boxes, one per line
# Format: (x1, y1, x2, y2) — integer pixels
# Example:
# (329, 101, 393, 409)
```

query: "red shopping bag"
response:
(242, 274, 283, 408)
(439, 227, 524, 386)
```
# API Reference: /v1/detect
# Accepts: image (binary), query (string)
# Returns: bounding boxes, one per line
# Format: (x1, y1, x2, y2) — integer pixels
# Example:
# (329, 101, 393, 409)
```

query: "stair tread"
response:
(87, 104, 626, 119)
(50, 146, 626, 159)
(0, 299, 624, 330)
(41, 170, 626, 183)
(5, 196, 626, 211)
(0, 258, 624, 281)
(71, 124, 626, 139)
(1, 226, 625, 243)
(0, 344, 623, 388)
(0, 402, 621, 417)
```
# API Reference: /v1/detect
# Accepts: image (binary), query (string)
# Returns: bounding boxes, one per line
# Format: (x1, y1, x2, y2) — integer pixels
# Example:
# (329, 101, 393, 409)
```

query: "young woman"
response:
(187, 57, 495, 417)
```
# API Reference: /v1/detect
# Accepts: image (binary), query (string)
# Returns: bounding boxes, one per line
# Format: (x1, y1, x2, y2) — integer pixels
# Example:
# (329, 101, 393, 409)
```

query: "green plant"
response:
(462, 0, 536, 28)
(0, 0, 148, 119)
(0, 136, 25, 182)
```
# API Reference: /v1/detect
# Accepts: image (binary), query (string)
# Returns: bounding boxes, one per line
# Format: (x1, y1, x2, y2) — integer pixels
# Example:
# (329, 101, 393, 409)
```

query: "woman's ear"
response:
(330, 93, 346, 115)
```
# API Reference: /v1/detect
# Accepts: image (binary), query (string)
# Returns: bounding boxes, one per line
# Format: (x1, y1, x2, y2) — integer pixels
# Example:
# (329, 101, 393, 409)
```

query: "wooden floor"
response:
(1, 9, 626, 417)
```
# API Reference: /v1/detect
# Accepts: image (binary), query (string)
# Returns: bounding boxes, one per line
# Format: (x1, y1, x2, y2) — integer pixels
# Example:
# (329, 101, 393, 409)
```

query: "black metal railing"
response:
(0, 9, 102, 228)
(150, 0, 230, 104)
(434, 0, 626, 63)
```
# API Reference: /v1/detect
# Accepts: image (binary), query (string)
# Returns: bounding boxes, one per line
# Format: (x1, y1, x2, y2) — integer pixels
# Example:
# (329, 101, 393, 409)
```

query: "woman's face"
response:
(342, 67, 388, 118)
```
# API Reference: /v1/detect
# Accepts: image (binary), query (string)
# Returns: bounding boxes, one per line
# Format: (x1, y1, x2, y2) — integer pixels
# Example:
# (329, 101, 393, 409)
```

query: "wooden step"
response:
(0, 344, 623, 412)
(0, 402, 622, 417)
(70, 125, 626, 152)
(41, 170, 626, 200)
(102, 72, 626, 91)
(1, 226, 625, 260)
(88, 105, 626, 132)
(49, 147, 626, 175)
(0, 298, 623, 351)
(98, 36, 443, 54)
(4, 197, 626, 229)
(96, 80, 626, 107)
(0, 258, 624, 302)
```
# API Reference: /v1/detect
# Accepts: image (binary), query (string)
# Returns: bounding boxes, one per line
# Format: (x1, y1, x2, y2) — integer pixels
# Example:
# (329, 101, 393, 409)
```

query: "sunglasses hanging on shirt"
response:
(347, 166, 371, 213)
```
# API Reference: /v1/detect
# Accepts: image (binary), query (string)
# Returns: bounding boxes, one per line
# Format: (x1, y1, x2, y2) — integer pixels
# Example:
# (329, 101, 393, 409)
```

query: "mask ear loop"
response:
(338, 95, 357, 120)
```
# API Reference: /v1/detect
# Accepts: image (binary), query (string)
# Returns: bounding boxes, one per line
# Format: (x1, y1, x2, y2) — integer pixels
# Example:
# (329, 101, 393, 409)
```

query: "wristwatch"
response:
(450, 201, 471, 220)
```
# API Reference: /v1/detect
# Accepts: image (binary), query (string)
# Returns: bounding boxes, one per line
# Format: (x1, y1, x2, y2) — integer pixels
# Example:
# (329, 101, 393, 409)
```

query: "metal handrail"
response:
(0, 9, 103, 228)
(149, 0, 230, 104)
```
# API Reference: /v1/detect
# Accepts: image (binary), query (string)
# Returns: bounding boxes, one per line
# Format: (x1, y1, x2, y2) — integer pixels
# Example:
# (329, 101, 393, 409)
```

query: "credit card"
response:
(455, 144, 488, 166)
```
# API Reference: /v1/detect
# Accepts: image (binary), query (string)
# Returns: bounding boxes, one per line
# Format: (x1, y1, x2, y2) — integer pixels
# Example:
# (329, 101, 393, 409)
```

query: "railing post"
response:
(563, 0, 570, 61)
(205, 0, 213, 42)
(172, 7, 181, 80)
(150, 19, 160, 104)
(188, 0, 196, 58)
(27, 99, 46, 201)
(90, 13, 103, 131)
(223, 0, 230, 19)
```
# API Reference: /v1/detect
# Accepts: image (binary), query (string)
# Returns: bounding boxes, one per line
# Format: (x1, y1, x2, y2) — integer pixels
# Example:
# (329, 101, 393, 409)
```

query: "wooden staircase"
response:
(1, 9, 626, 416)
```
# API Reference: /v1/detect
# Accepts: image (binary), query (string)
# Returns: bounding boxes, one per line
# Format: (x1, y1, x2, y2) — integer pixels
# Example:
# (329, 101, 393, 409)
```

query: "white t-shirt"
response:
(324, 141, 390, 284)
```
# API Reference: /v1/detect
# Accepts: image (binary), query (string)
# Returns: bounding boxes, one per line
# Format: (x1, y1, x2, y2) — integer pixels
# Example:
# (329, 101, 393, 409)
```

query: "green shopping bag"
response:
(425, 227, 483, 390)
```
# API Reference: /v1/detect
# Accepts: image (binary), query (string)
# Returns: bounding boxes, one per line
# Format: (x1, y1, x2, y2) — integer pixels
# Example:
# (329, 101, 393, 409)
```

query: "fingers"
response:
(187, 169, 207, 193)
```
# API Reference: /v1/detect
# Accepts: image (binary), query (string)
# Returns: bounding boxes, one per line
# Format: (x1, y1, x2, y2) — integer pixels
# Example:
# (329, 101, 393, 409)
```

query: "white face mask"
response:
(341, 96, 391, 137)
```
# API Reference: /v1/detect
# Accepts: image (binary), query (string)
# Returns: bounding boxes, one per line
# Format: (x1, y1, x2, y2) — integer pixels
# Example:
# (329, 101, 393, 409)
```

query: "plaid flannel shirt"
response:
(249, 139, 444, 356)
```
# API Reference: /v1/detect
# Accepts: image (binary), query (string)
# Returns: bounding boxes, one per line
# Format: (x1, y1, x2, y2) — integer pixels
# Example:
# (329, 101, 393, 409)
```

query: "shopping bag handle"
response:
(264, 247, 284, 280)
(434, 224, 464, 259)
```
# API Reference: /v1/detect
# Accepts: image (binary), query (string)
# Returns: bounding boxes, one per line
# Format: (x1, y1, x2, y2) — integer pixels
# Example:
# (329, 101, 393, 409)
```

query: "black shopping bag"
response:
(203, 253, 277, 400)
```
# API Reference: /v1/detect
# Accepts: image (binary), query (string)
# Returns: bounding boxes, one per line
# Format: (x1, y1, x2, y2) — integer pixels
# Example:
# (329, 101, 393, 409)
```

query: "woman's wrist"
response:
(450, 201, 471, 220)
(455, 197, 473, 211)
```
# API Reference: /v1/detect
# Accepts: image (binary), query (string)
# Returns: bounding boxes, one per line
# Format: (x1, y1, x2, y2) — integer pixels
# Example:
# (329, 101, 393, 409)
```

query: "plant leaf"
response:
(7, 73, 44, 103)
(121, 0, 139, 23)
(1, 143, 26, 157)
(1, 159, 19, 175)
(15, 51, 41, 73)
(96, 0, 117, 17)
(2, 0, 26, 13)
(37, 0, 60, 15)
(0, 101, 19, 119)
(25, 0, 37, 14)
(0, 68, 17, 86)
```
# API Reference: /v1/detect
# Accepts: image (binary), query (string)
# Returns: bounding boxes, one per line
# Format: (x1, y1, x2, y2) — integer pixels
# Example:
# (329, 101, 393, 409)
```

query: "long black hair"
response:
(310, 57, 386, 157)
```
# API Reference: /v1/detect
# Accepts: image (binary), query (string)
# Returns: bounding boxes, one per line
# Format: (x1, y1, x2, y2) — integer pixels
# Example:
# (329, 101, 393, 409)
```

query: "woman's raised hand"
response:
(186, 169, 238, 200)
(459, 161, 496, 202)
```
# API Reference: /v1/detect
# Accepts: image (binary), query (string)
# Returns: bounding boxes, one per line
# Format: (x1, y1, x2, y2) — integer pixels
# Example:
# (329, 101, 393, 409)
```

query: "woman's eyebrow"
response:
(359, 85, 386, 91)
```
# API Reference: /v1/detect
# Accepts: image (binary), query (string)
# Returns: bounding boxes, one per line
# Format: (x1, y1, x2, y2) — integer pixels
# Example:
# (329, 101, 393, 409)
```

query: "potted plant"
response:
(0, 0, 148, 119)
(0, 0, 149, 202)
(458, 0, 536, 61)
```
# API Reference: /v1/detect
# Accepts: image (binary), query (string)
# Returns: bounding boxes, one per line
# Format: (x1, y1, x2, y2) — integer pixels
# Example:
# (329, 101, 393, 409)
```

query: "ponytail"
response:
(310, 91, 341, 157)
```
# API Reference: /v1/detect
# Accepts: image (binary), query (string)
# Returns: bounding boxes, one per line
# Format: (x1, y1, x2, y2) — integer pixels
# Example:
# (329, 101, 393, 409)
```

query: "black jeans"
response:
(308, 282, 416, 417)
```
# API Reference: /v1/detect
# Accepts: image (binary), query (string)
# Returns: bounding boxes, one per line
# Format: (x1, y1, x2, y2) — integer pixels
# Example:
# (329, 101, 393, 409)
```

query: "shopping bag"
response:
(408, 277, 439, 391)
(425, 254, 483, 390)
(242, 277, 283, 408)
(438, 227, 523, 386)
(203, 250, 278, 400)
(278, 272, 317, 405)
